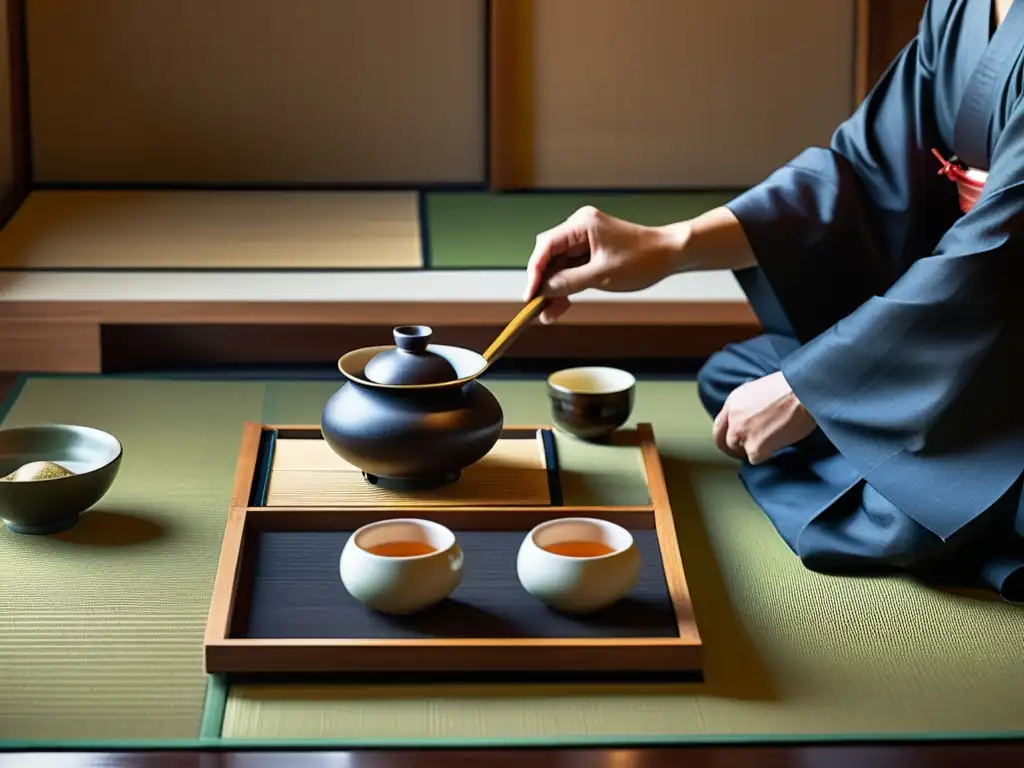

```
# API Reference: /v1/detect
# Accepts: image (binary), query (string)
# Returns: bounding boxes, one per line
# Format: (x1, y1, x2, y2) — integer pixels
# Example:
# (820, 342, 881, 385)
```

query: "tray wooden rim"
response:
(250, 424, 564, 508)
(204, 421, 703, 675)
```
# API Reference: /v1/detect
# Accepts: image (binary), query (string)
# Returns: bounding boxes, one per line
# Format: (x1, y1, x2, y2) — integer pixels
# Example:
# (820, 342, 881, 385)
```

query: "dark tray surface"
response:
(242, 529, 678, 640)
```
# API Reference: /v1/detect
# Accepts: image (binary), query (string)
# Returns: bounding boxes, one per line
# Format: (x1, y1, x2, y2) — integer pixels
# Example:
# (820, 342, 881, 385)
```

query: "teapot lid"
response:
(362, 326, 459, 385)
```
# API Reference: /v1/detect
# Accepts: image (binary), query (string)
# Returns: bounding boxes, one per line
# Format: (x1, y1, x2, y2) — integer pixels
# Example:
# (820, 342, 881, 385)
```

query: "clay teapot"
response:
(321, 298, 547, 490)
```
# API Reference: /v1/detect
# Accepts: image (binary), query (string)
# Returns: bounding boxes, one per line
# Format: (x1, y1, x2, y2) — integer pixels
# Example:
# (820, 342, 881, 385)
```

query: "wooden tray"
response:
(258, 425, 559, 507)
(203, 422, 703, 679)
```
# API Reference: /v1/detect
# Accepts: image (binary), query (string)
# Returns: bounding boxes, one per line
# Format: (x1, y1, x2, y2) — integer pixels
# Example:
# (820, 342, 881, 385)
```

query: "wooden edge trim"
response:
(212, 637, 689, 648)
(0, 299, 759, 327)
(0, 316, 102, 373)
(204, 638, 701, 674)
(266, 424, 553, 434)
(488, 0, 534, 190)
(229, 422, 265, 509)
(244, 506, 657, 533)
(265, 424, 320, 434)
(245, 505, 656, 514)
(204, 423, 265, 649)
(854, 0, 871, 104)
(637, 422, 701, 646)
(203, 505, 248, 648)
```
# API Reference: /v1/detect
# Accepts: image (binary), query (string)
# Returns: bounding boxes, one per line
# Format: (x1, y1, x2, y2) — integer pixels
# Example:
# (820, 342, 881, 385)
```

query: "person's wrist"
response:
(658, 207, 756, 273)
(654, 221, 694, 274)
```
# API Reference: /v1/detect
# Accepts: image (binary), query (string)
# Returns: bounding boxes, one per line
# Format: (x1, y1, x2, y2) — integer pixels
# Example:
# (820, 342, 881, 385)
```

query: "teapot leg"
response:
(361, 470, 461, 491)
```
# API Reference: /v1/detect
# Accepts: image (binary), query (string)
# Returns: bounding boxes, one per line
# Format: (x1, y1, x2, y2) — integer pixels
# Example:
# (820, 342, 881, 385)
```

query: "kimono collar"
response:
(953, 0, 1024, 170)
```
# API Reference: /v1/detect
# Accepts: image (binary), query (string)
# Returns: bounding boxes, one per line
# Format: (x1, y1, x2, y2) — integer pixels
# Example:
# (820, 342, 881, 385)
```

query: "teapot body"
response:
(321, 378, 504, 488)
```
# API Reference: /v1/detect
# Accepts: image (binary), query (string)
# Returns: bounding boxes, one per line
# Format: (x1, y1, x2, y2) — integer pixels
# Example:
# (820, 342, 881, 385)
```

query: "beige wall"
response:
(26, 0, 486, 185)
(23, 0, 856, 189)
(532, 0, 857, 188)
(0, 5, 13, 200)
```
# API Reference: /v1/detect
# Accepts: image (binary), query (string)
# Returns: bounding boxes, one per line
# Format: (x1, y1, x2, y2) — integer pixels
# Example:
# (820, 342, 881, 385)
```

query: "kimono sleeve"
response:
(722, 0, 1024, 541)
(777, 109, 1024, 542)
(725, 0, 956, 343)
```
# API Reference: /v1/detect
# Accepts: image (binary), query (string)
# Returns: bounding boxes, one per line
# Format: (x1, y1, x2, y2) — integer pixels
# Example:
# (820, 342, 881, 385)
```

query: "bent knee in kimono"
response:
(697, 333, 802, 417)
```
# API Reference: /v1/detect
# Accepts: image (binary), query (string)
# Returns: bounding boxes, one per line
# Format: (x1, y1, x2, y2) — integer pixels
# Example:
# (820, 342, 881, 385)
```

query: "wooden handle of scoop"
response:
(482, 295, 550, 366)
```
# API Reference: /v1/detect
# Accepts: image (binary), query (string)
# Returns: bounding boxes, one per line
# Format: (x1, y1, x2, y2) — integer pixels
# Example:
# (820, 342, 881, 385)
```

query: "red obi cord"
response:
(931, 148, 986, 214)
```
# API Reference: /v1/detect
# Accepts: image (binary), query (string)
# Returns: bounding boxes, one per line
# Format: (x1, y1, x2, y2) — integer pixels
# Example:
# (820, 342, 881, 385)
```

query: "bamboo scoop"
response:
(480, 295, 550, 369)
(479, 255, 584, 369)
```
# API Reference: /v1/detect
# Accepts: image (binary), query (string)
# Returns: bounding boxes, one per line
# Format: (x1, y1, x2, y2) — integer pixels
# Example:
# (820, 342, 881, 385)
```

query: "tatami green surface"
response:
(0, 377, 265, 741)
(1, 375, 1022, 746)
(226, 380, 1024, 743)
(425, 192, 737, 268)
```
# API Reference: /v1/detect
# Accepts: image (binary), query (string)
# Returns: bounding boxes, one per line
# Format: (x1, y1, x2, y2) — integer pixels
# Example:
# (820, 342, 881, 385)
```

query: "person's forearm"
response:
(659, 206, 758, 273)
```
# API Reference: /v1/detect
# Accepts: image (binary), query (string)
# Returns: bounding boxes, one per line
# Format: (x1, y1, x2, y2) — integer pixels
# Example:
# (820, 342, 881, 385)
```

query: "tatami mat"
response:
(0, 377, 266, 740)
(2, 375, 1021, 745)
(224, 378, 1024, 743)
(426, 192, 737, 268)
(0, 191, 423, 270)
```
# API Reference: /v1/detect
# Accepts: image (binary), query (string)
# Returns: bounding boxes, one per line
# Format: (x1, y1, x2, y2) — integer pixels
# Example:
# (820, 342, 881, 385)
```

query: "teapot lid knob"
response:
(393, 325, 432, 353)
(363, 325, 457, 385)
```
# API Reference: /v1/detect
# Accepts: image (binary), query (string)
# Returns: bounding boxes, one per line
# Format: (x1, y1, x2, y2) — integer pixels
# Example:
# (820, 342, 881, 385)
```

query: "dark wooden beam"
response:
(858, 0, 927, 100)
(0, 0, 29, 227)
(488, 0, 533, 190)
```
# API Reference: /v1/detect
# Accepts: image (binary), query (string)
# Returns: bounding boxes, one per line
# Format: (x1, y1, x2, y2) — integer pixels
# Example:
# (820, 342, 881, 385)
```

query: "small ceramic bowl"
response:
(0, 424, 123, 535)
(517, 517, 641, 614)
(547, 366, 636, 441)
(339, 518, 464, 615)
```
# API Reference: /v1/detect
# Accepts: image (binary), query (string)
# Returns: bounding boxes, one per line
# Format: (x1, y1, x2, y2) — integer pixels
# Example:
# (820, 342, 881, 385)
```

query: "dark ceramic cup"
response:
(0, 424, 123, 535)
(546, 367, 636, 441)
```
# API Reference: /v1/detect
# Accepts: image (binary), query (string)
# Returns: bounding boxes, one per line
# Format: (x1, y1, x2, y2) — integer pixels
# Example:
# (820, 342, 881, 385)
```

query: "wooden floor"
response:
(0, 744, 1020, 766)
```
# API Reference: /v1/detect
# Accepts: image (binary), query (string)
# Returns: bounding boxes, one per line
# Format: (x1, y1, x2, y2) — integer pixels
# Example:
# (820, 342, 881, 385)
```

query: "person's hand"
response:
(712, 371, 816, 465)
(523, 206, 685, 324)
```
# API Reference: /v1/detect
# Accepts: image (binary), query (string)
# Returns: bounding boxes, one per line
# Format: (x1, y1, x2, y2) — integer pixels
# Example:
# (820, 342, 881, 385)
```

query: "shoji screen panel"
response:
(531, 0, 857, 188)
(25, 0, 486, 185)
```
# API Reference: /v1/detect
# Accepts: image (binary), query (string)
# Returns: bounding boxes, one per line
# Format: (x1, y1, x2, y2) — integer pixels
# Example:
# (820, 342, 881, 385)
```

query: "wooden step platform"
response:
(0, 190, 758, 373)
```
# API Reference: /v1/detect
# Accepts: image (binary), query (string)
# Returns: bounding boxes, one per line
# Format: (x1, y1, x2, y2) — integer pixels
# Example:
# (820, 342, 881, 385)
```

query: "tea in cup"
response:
(517, 517, 640, 614)
(339, 518, 463, 615)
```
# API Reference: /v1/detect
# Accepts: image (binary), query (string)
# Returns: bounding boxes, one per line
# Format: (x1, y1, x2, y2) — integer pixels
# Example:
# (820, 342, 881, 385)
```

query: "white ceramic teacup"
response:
(339, 518, 463, 615)
(517, 517, 641, 614)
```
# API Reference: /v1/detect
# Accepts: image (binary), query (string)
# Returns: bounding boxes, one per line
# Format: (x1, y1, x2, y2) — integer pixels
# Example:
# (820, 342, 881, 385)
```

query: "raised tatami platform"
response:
(0, 189, 738, 271)
(0, 190, 424, 270)
(0, 189, 756, 373)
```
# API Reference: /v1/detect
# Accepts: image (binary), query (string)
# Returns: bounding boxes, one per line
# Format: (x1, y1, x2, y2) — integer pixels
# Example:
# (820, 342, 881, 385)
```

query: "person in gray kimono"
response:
(524, 0, 1024, 601)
